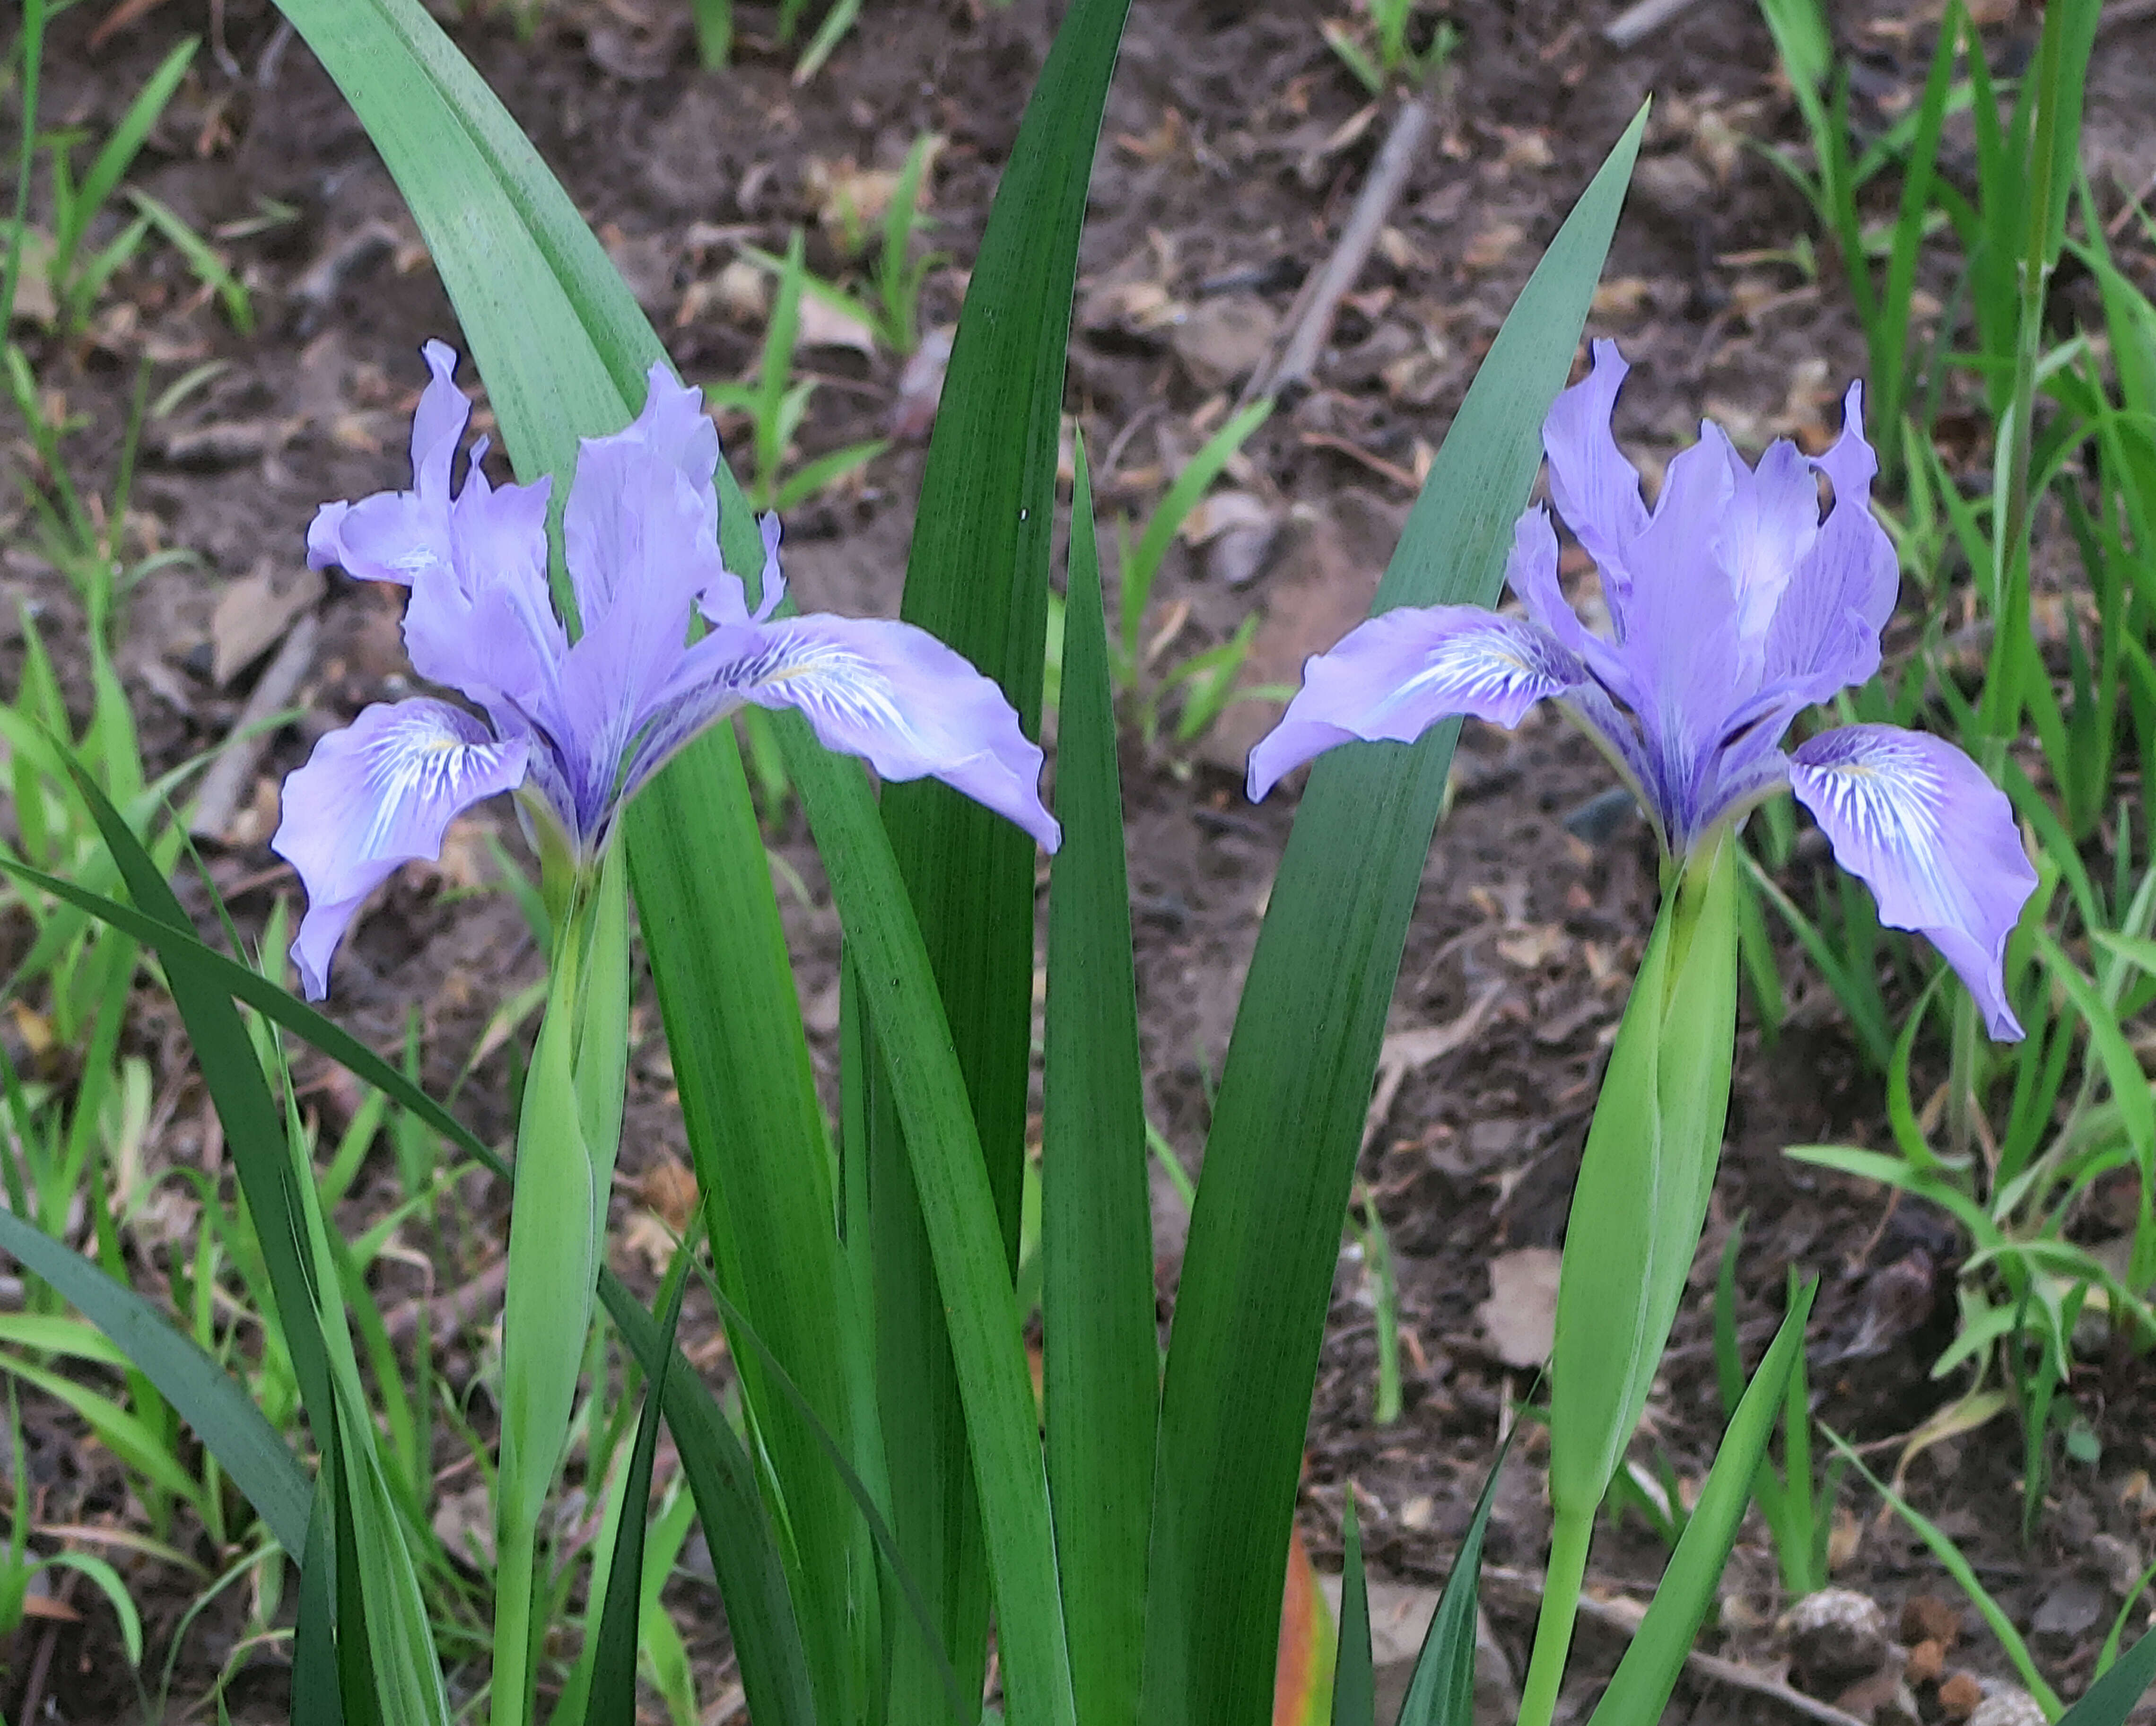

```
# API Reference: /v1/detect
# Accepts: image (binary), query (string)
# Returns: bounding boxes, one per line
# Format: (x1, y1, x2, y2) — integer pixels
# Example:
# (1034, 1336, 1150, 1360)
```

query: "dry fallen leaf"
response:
(1362, 984, 1504, 1150)
(796, 293, 880, 359)
(209, 558, 325, 687)
(1462, 222, 1526, 273)
(1477, 1247, 1562, 1370)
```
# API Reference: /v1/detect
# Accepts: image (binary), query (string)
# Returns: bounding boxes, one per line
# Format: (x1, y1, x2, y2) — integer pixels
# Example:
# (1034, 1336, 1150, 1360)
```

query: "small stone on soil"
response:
(1781, 1587, 1892, 1691)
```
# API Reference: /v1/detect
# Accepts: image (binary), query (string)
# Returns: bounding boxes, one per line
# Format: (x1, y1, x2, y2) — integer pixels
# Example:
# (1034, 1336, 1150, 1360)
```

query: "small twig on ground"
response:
(1242, 89, 1439, 405)
(1602, 0, 1711, 51)
(1481, 1564, 1871, 1726)
(189, 610, 321, 842)
(384, 1258, 509, 1346)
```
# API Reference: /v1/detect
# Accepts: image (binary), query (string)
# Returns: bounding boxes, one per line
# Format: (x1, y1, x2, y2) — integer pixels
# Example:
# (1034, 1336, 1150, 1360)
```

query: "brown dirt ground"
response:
(5, 0, 2156, 1720)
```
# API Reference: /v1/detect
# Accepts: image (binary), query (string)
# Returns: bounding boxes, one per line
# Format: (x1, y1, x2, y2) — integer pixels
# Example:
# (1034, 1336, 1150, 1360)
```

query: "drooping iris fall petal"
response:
(1789, 725, 2036, 1040)
(273, 700, 530, 999)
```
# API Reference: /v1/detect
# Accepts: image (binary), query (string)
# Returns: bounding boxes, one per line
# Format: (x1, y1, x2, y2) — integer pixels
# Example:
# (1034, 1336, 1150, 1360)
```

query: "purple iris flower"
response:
(1248, 341, 2037, 1039)
(273, 341, 1059, 999)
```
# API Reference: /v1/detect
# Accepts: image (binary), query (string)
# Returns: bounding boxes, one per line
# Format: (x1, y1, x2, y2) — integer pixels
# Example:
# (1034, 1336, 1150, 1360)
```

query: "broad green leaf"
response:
(1528, 837, 1737, 1722)
(1550, 837, 1739, 1517)
(495, 956, 598, 1724)
(1587, 1280, 1818, 1726)
(0, 1204, 309, 1557)
(1141, 106, 1647, 1726)
(868, 0, 1129, 1709)
(1043, 438, 1157, 1726)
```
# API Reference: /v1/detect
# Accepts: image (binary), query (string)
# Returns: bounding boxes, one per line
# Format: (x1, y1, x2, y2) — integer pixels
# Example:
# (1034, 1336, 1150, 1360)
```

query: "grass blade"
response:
(1587, 1280, 1818, 1726)
(1141, 105, 1647, 1726)
(1043, 438, 1159, 1726)
(57, 758, 337, 1449)
(0, 1206, 309, 1557)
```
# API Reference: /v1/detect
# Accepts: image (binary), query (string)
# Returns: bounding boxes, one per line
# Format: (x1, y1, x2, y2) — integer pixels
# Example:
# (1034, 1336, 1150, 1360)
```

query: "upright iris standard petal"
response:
(1763, 382, 1898, 702)
(305, 340, 469, 589)
(1789, 725, 2036, 1039)
(272, 699, 531, 1000)
(1542, 339, 1648, 602)
(1246, 604, 1588, 802)
(400, 463, 563, 717)
(641, 613, 1063, 852)
(1711, 430, 1818, 665)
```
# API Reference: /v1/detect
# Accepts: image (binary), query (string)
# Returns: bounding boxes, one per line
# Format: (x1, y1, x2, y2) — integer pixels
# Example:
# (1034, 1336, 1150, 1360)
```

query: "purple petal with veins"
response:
(1790, 725, 2035, 1039)
(272, 698, 529, 999)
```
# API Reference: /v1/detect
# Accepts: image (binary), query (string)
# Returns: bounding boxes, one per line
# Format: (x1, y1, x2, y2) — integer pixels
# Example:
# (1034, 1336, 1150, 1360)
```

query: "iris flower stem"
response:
(1516, 1507, 1595, 1726)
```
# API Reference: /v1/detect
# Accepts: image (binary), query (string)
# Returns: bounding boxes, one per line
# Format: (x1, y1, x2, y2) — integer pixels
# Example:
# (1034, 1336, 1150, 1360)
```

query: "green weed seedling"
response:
(0, 29, 253, 335)
(0, 1387, 145, 1669)
(1712, 1227, 1841, 1599)
(1322, 0, 1458, 96)
(1787, 852, 2156, 1522)
(707, 229, 887, 511)
(743, 132, 946, 356)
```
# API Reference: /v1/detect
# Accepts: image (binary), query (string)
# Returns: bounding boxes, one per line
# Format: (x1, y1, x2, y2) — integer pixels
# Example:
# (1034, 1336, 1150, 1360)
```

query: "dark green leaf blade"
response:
(1043, 437, 1158, 1726)
(2060, 1624, 2156, 1725)
(1332, 1497, 1375, 1726)
(1142, 106, 1649, 1726)
(59, 758, 337, 1447)
(868, 0, 1129, 1709)
(598, 1271, 818, 1726)
(0, 1205, 311, 1557)
(589, 1250, 690, 1726)
(1397, 1405, 1520, 1726)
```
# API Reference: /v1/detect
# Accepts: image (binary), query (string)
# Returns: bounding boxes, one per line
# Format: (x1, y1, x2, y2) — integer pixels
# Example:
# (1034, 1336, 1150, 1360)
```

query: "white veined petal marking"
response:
(1794, 736, 1961, 909)
(738, 633, 924, 750)
(1371, 620, 1573, 726)
(358, 709, 510, 858)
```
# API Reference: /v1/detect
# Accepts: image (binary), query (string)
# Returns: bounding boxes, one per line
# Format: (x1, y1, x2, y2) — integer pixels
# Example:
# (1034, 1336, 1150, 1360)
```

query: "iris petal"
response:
(272, 698, 529, 999)
(1789, 724, 2037, 1039)
(556, 364, 731, 827)
(1543, 340, 1649, 608)
(1246, 606, 1586, 801)
(304, 340, 468, 589)
(1764, 382, 1897, 700)
(631, 613, 1060, 852)
(1714, 431, 1818, 664)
